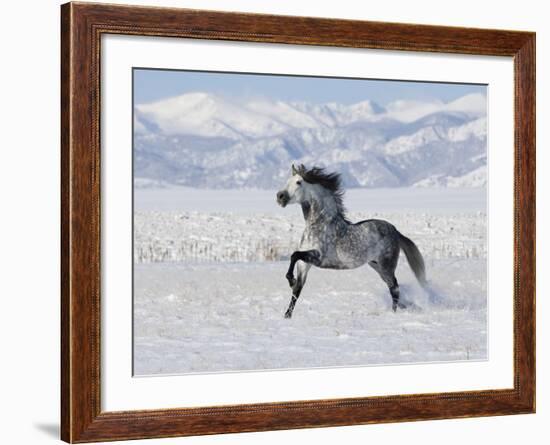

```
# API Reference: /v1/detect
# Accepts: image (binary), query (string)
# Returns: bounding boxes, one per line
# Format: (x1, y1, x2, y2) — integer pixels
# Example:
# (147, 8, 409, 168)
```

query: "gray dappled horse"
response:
(276, 164, 428, 319)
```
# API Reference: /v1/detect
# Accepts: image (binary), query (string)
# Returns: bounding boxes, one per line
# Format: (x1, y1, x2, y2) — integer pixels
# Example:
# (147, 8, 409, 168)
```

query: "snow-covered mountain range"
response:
(134, 92, 487, 189)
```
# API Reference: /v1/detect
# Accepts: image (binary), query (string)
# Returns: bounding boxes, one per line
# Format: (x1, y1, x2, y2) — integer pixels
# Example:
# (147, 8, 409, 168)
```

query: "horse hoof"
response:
(284, 311, 293, 319)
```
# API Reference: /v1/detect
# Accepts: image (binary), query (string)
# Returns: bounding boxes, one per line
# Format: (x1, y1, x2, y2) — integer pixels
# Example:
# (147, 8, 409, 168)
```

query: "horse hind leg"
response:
(387, 276, 407, 312)
(285, 262, 311, 318)
(368, 260, 407, 312)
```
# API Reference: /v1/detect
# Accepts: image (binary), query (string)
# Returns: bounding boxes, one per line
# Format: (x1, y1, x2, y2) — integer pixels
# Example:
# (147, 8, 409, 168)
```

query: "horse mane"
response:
(295, 164, 348, 219)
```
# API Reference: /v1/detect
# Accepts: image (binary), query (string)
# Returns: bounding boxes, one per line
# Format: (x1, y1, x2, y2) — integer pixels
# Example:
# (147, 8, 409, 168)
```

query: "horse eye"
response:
(296, 180, 302, 186)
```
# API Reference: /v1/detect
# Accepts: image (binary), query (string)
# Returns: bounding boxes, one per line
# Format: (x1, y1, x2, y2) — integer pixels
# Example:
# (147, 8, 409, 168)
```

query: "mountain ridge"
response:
(134, 92, 487, 189)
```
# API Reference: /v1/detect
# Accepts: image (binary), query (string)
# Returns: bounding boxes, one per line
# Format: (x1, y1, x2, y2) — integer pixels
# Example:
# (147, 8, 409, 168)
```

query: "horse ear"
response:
(291, 164, 298, 175)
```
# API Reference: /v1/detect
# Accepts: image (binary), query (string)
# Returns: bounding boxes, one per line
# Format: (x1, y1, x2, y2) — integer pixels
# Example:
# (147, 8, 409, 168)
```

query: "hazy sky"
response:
(134, 68, 486, 106)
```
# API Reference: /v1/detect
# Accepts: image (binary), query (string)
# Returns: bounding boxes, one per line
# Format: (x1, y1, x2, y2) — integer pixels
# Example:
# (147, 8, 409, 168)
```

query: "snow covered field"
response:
(133, 187, 487, 375)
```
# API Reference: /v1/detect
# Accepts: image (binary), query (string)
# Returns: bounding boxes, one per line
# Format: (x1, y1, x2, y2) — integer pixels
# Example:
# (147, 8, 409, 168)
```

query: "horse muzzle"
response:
(276, 191, 289, 207)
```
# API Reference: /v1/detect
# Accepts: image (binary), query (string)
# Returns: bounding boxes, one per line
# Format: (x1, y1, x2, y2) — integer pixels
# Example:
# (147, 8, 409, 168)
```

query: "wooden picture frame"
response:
(61, 2, 535, 442)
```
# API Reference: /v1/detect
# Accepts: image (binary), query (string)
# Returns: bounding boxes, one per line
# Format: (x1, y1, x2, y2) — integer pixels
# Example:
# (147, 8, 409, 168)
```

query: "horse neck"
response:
(302, 186, 342, 226)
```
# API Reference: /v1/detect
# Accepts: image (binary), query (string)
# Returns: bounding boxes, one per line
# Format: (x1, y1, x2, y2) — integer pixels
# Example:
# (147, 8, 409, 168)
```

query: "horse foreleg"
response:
(285, 263, 311, 319)
(286, 250, 320, 287)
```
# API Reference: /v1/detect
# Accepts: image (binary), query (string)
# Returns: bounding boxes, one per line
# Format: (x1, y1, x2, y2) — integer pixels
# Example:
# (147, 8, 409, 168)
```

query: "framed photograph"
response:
(61, 2, 535, 442)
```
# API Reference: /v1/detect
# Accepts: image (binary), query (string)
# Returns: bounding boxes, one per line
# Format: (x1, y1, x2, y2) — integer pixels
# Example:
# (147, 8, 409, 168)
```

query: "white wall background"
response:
(0, 1, 545, 444)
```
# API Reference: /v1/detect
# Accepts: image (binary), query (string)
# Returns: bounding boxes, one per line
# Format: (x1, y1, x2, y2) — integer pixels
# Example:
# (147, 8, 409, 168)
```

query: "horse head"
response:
(276, 164, 308, 208)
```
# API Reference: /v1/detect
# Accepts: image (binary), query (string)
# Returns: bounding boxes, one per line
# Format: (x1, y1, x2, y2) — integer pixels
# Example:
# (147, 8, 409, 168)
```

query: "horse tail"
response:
(398, 232, 428, 288)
